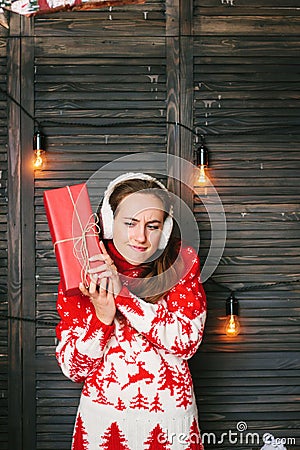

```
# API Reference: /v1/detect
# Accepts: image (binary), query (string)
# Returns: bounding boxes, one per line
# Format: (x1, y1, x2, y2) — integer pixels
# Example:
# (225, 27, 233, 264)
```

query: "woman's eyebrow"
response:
(123, 217, 139, 222)
(123, 217, 162, 224)
(146, 219, 162, 224)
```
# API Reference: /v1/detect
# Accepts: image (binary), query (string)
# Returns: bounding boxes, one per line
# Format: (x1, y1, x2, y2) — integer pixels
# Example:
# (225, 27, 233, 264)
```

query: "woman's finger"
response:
(99, 276, 107, 294)
(100, 252, 114, 268)
(107, 278, 114, 296)
(79, 282, 89, 296)
(88, 264, 110, 275)
(96, 270, 113, 282)
(99, 240, 109, 256)
(89, 253, 106, 263)
(111, 275, 122, 297)
(89, 275, 98, 295)
(89, 242, 114, 268)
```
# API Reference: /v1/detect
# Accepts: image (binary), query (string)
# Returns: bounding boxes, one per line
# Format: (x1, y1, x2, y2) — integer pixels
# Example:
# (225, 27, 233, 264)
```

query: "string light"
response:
(1, 279, 298, 328)
(208, 278, 300, 337)
(225, 292, 240, 337)
(33, 129, 46, 170)
(0, 86, 48, 171)
(195, 136, 209, 184)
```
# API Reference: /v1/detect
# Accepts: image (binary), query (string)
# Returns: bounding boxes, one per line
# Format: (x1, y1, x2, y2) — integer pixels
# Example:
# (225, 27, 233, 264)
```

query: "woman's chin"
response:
(126, 253, 149, 265)
(125, 248, 154, 265)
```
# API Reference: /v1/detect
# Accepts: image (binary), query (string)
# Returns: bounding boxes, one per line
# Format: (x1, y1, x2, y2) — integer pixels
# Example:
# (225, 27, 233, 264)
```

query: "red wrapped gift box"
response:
(44, 183, 102, 296)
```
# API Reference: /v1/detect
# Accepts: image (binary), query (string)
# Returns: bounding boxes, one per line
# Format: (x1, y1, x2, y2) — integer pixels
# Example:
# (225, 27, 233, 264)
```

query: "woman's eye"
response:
(147, 225, 160, 230)
(124, 221, 135, 227)
(124, 222, 160, 230)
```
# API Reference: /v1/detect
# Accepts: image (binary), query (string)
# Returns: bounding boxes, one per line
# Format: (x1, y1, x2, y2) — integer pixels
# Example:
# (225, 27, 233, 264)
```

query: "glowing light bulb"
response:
(198, 165, 207, 184)
(225, 292, 240, 337)
(33, 129, 46, 170)
(225, 314, 240, 337)
(195, 137, 209, 185)
(33, 149, 44, 169)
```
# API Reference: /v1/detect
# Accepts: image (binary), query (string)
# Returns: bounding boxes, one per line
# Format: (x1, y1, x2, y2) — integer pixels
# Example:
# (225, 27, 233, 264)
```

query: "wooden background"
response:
(1, 0, 300, 449)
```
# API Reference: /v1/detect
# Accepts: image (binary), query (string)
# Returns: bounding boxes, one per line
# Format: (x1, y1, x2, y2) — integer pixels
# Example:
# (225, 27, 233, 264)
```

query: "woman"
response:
(56, 173, 207, 449)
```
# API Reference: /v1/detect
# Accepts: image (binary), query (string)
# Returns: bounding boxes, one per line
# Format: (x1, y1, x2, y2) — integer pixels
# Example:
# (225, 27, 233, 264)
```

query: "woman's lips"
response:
(130, 245, 148, 252)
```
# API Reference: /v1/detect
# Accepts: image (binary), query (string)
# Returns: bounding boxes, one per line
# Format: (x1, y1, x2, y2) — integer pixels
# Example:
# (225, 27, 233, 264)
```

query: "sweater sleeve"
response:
(114, 246, 207, 359)
(55, 284, 115, 383)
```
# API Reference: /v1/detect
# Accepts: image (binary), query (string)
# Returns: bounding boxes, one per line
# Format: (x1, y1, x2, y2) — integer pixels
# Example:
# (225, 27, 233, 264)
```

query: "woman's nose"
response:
(132, 224, 147, 243)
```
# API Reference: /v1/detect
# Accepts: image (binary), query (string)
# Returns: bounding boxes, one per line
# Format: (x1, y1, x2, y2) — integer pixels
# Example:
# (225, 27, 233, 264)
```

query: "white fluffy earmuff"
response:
(100, 172, 173, 250)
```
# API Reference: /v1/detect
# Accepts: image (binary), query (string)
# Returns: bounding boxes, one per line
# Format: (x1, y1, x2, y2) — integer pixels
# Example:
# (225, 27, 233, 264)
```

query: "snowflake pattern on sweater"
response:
(56, 246, 206, 450)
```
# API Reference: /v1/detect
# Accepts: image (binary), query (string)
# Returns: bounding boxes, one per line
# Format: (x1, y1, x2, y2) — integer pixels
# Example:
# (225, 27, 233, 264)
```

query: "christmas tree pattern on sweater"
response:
(56, 246, 206, 449)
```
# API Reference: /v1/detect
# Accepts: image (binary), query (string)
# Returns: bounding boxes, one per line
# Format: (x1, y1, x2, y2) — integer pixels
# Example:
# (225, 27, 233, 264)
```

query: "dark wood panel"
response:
(20, 30, 36, 450)
(193, 3, 300, 446)
(7, 16, 23, 450)
(35, 81, 166, 92)
(35, 36, 166, 57)
(192, 352, 300, 371)
(35, 60, 167, 73)
(0, 53, 7, 415)
(194, 15, 300, 36)
(36, 88, 166, 99)
(34, 15, 166, 37)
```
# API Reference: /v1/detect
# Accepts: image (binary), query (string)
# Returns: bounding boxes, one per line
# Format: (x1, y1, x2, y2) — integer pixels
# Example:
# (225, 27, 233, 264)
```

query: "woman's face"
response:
(112, 192, 165, 265)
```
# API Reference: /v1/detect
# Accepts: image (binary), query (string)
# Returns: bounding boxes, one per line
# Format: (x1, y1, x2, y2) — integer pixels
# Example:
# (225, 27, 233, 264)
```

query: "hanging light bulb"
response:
(225, 292, 241, 337)
(33, 129, 46, 170)
(196, 136, 209, 184)
(198, 164, 206, 184)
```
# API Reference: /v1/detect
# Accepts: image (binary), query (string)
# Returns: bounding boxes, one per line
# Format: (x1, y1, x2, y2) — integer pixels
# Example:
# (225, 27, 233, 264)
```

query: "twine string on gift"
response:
(53, 186, 101, 287)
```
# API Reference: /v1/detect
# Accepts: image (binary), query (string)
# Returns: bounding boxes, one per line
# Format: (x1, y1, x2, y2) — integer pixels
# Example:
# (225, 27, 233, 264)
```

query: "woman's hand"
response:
(88, 241, 123, 297)
(78, 241, 122, 325)
(79, 277, 116, 326)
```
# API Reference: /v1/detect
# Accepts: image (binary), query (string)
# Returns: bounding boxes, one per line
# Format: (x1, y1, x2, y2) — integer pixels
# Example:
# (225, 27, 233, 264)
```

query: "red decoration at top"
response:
(0, 0, 146, 16)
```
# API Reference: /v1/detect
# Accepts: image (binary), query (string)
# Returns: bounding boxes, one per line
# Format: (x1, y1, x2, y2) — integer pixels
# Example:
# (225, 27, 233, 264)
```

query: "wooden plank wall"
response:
(0, 23, 8, 450)
(191, 1, 300, 449)
(2, 0, 300, 449)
